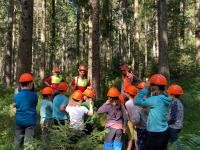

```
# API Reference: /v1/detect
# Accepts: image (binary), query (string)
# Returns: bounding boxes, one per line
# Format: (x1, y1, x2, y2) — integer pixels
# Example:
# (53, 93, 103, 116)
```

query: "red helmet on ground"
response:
(125, 85, 138, 96)
(120, 64, 130, 71)
(78, 64, 87, 72)
(83, 89, 95, 98)
(71, 90, 83, 101)
(149, 74, 167, 85)
(52, 67, 60, 73)
(119, 94, 125, 105)
(137, 82, 145, 89)
(167, 84, 184, 95)
(42, 87, 53, 95)
(57, 82, 68, 91)
(19, 73, 33, 83)
(107, 87, 120, 97)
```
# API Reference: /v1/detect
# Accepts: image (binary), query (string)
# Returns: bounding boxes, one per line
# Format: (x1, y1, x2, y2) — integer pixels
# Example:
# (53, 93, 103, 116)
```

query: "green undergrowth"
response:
(169, 77, 200, 149)
(0, 77, 200, 149)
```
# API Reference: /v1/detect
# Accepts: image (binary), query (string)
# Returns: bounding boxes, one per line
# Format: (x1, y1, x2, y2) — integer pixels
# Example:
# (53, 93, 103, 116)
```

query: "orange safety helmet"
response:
(125, 85, 138, 96)
(42, 87, 53, 95)
(78, 64, 87, 72)
(118, 94, 125, 105)
(137, 82, 145, 89)
(167, 84, 184, 95)
(52, 67, 60, 73)
(149, 74, 167, 85)
(107, 87, 120, 97)
(19, 73, 33, 83)
(83, 89, 95, 98)
(71, 90, 83, 101)
(57, 82, 68, 91)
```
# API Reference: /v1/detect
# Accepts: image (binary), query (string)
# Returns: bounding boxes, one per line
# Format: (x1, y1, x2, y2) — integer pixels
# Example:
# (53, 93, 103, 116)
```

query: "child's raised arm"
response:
(97, 100, 111, 114)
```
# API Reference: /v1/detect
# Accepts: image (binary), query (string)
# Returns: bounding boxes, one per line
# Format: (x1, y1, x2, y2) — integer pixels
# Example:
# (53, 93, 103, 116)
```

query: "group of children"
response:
(98, 74, 184, 150)
(13, 70, 184, 150)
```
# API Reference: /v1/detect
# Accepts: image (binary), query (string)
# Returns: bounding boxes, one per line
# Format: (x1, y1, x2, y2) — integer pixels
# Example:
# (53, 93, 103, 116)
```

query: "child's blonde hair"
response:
(68, 96, 82, 107)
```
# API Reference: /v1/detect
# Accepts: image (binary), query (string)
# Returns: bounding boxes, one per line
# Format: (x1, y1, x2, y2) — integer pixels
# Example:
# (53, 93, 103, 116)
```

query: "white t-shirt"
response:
(66, 106, 89, 130)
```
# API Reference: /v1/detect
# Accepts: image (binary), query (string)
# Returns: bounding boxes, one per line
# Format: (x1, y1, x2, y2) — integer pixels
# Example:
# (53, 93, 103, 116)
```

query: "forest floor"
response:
(0, 78, 200, 149)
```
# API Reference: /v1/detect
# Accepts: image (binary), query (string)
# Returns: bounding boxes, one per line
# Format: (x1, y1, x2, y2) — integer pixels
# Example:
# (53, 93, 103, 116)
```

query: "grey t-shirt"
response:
(125, 99, 148, 129)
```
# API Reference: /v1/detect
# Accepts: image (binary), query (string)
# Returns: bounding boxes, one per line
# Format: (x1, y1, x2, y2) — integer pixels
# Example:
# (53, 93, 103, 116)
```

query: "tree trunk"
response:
(133, 0, 140, 76)
(88, 0, 100, 98)
(17, 0, 34, 76)
(82, 8, 86, 61)
(196, 0, 200, 64)
(179, 0, 185, 49)
(88, 8, 92, 82)
(120, 0, 127, 63)
(4, 0, 14, 87)
(144, 16, 148, 77)
(157, 0, 170, 79)
(76, 8, 80, 62)
(50, 0, 56, 69)
(40, 0, 46, 80)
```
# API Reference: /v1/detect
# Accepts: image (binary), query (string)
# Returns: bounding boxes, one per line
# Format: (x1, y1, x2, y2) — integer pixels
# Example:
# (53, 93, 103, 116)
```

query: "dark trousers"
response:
(168, 127, 181, 142)
(54, 119, 66, 125)
(40, 120, 53, 142)
(13, 125, 35, 149)
(136, 128, 148, 150)
(144, 129, 169, 150)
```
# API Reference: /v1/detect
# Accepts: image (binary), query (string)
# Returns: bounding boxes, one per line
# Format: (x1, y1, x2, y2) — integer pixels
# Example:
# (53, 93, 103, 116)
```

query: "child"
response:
(82, 88, 95, 110)
(65, 90, 93, 130)
(71, 64, 90, 92)
(97, 87, 128, 150)
(135, 74, 172, 150)
(40, 87, 53, 139)
(167, 84, 184, 145)
(82, 88, 96, 134)
(13, 73, 38, 149)
(124, 85, 138, 150)
(53, 82, 69, 125)
(125, 85, 148, 150)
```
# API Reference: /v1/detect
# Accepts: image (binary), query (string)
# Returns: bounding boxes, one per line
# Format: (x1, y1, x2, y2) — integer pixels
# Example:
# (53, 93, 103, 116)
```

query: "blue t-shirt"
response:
(14, 89, 38, 126)
(40, 99, 53, 121)
(135, 89, 172, 132)
(53, 94, 68, 120)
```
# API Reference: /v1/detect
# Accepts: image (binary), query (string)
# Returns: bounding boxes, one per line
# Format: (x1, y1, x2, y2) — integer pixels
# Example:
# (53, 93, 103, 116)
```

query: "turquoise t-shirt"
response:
(53, 94, 68, 120)
(40, 99, 53, 121)
(135, 89, 172, 132)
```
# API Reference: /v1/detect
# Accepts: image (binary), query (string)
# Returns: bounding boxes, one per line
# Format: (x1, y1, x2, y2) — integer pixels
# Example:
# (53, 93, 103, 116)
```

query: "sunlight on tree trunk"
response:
(158, 0, 170, 79)
(40, 0, 46, 80)
(133, 0, 140, 76)
(196, 0, 200, 64)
